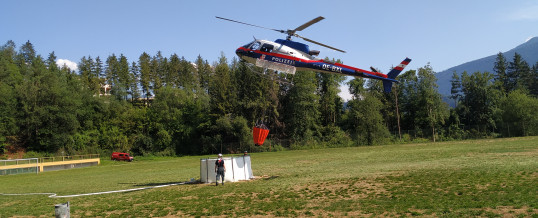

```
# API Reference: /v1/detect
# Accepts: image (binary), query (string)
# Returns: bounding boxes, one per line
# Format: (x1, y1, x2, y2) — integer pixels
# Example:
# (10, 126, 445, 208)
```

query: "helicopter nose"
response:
(236, 48, 246, 57)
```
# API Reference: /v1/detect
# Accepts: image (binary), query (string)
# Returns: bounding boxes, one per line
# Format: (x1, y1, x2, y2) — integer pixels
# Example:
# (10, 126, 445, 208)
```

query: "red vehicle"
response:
(111, 152, 133, 162)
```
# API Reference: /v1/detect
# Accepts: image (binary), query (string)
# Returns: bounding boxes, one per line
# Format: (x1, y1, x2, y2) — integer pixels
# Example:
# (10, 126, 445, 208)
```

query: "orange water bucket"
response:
(253, 126, 269, 146)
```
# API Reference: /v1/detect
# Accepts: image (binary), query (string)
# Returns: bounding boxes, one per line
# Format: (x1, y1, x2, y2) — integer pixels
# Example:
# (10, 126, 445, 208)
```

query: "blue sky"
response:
(2, 1, 538, 100)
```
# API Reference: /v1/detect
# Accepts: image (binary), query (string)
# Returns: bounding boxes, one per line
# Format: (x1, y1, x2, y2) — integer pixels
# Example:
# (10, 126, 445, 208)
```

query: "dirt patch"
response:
(290, 176, 393, 213)
(351, 179, 391, 196)
(104, 209, 129, 217)
(155, 211, 188, 218)
(301, 208, 374, 217)
(475, 183, 491, 190)
(484, 206, 536, 216)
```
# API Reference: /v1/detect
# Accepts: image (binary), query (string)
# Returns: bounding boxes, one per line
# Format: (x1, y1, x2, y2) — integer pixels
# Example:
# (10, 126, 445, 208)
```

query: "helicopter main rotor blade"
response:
(293, 16, 325, 32)
(216, 16, 346, 53)
(216, 16, 285, 33)
(295, 35, 346, 53)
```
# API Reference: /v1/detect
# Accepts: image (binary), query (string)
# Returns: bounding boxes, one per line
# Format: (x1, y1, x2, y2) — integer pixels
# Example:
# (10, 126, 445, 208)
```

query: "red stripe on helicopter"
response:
(330, 62, 387, 78)
(239, 47, 387, 78)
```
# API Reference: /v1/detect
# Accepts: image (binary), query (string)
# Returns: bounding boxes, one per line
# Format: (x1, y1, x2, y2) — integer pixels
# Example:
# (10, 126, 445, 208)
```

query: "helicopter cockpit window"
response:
(260, 44, 274, 53)
(242, 42, 254, 49)
(250, 42, 261, 50)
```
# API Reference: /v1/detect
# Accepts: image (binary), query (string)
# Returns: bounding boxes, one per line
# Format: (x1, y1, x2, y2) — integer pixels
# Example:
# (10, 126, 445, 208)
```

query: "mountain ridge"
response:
(435, 37, 538, 97)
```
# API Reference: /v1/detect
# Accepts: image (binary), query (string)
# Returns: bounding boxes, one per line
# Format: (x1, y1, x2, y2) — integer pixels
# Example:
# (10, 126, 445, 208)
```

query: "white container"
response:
(55, 202, 70, 218)
(200, 156, 253, 183)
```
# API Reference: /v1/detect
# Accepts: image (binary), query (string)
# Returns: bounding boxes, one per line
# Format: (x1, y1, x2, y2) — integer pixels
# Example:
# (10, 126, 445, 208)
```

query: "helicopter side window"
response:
(260, 44, 274, 53)
(250, 42, 261, 50)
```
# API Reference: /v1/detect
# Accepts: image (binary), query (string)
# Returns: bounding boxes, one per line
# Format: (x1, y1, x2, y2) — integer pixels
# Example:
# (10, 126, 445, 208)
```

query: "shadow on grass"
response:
(263, 176, 279, 180)
(119, 181, 201, 187)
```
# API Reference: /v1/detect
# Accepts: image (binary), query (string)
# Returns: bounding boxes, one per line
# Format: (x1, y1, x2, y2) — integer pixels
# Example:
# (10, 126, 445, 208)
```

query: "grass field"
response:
(1, 137, 537, 217)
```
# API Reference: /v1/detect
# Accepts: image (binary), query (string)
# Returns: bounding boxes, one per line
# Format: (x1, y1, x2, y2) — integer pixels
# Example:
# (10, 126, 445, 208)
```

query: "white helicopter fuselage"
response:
(237, 39, 320, 74)
(235, 39, 411, 92)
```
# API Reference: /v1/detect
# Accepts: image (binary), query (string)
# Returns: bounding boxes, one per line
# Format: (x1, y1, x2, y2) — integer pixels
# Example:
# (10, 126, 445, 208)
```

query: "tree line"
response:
(1, 40, 537, 157)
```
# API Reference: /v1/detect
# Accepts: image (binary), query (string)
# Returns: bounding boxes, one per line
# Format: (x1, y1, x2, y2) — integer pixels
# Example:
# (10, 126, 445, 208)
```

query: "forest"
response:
(1, 40, 537, 157)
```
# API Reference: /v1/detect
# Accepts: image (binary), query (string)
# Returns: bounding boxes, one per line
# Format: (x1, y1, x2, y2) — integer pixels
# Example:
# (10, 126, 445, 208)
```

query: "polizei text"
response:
(271, 57, 295, 66)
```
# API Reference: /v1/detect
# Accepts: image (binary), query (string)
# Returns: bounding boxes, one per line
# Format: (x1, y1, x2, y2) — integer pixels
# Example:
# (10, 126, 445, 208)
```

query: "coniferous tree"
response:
(318, 59, 345, 126)
(105, 54, 119, 97)
(1, 40, 17, 62)
(46, 52, 59, 73)
(0, 41, 21, 147)
(283, 70, 320, 142)
(15, 41, 36, 79)
(86, 56, 100, 94)
(130, 61, 140, 101)
(450, 71, 462, 107)
(151, 51, 165, 89)
(195, 55, 211, 93)
(233, 60, 264, 123)
(117, 54, 131, 100)
(179, 56, 196, 91)
(138, 52, 152, 101)
(530, 62, 538, 97)
(93, 56, 104, 96)
(209, 53, 236, 116)
(507, 53, 530, 92)
(18, 41, 36, 65)
(79, 56, 93, 92)
(166, 54, 179, 88)
(493, 52, 508, 94)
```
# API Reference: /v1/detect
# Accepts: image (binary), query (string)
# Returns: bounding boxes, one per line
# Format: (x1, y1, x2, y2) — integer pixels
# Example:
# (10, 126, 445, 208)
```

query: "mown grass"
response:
(1, 137, 537, 217)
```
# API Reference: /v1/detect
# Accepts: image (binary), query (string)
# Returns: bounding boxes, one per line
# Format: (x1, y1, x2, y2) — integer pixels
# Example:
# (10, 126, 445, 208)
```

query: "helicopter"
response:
(216, 16, 411, 92)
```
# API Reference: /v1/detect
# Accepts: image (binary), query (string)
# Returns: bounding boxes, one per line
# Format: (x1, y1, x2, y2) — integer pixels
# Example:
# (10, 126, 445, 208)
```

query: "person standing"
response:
(215, 153, 226, 186)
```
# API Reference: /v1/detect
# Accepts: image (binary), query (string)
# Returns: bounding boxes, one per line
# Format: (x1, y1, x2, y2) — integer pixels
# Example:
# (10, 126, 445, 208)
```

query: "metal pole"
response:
(394, 84, 402, 141)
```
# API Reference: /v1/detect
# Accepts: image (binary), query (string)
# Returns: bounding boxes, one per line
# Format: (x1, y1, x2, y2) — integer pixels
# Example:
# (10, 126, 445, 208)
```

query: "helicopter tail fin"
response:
(382, 58, 412, 92)
(387, 58, 412, 80)
(382, 81, 394, 93)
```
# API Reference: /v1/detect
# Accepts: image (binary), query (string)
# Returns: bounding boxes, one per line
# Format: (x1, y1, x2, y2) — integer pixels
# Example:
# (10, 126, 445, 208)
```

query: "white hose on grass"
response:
(0, 181, 190, 198)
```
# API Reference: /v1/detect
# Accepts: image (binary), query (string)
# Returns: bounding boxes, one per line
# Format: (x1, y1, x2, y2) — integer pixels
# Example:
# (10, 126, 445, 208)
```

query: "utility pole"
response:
(394, 84, 402, 141)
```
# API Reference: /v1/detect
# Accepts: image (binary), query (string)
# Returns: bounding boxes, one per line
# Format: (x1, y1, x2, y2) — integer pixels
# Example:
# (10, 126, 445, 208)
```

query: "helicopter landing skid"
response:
(245, 63, 293, 85)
